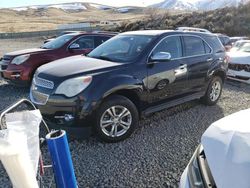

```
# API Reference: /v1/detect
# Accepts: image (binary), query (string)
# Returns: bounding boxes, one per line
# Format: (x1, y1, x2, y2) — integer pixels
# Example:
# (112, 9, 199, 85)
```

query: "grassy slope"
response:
(117, 3, 250, 36)
(0, 6, 147, 33)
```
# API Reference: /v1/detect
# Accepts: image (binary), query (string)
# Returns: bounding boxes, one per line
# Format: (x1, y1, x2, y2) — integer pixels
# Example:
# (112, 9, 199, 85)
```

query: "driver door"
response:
(146, 36, 189, 105)
(68, 36, 95, 55)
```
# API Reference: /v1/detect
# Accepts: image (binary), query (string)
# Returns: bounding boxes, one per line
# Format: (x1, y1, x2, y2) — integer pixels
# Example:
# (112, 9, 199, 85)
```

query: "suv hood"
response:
(5, 48, 49, 56)
(37, 55, 121, 78)
(201, 109, 250, 188)
(228, 51, 250, 65)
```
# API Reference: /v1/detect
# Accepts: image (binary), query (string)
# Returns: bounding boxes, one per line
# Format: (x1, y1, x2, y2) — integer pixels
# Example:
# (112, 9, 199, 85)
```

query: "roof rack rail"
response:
(176, 27, 211, 34)
(92, 30, 120, 35)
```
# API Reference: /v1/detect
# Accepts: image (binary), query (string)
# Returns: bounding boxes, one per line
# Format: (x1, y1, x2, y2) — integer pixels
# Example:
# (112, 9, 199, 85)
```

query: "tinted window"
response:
(204, 36, 225, 53)
(223, 37, 230, 45)
(42, 34, 74, 49)
(204, 41, 212, 54)
(95, 36, 111, 47)
(218, 36, 225, 45)
(152, 36, 182, 59)
(74, 36, 94, 49)
(183, 36, 209, 56)
(88, 35, 154, 63)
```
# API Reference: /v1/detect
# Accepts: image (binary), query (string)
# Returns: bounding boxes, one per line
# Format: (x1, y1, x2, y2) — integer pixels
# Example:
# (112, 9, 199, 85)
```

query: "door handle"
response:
(179, 64, 187, 69)
(207, 58, 213, 62)
(174, 64, 187, 76)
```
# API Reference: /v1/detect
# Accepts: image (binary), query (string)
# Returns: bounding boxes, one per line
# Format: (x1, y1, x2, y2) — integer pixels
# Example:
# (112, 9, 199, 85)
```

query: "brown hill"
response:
(116, 2, 250, 36)
(0, 6, 148, 33)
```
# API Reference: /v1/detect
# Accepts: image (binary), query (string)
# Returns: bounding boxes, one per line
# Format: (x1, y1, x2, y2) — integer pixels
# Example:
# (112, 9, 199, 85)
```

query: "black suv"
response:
(30, 30, 228, 142)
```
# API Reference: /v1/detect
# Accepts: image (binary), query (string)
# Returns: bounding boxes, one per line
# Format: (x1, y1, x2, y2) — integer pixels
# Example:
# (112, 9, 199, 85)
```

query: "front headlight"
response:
(187, 147, 204, 188)
(11, 54, 30, 65)
(55, 76, 92, 97)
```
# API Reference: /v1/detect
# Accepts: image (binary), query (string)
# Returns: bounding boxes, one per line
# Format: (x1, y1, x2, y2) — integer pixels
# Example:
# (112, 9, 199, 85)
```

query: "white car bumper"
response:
(179, 167, 190, 188)
(227, 69, 250, 84)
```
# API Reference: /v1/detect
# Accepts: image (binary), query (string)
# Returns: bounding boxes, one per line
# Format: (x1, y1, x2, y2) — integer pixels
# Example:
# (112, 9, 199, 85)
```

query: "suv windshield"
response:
(238, 43, 250, 52)
(88, 35, 154, 63)
(41, 34, 75, 49)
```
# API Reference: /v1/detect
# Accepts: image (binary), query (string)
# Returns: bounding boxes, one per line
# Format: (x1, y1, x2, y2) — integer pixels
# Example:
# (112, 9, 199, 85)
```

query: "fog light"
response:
(64, 114, 74, 122)
(10, 73, 21, 78)
(54, 114, 74, 122)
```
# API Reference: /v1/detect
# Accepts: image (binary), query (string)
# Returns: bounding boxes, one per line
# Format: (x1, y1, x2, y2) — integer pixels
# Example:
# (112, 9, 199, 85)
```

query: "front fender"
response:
(97, 74, 143, 100)
(102, 75, 143, 98)
(80, 75, 144, 116)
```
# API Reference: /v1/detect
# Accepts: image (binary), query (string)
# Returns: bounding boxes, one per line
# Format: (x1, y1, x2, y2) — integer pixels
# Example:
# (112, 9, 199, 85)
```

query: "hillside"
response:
(117, 2, 250, 36)
(0, 3, 152, 33)
(151, 0, 250, 10)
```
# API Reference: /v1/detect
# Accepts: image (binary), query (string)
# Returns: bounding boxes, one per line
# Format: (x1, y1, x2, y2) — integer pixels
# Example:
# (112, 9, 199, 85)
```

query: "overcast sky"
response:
(0, 0, 200, 8)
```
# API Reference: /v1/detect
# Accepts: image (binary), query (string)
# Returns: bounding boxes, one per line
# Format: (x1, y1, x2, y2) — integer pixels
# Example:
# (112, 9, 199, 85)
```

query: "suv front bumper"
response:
(1, 66, 30, 86)
(180, 167, 190, 188)
(179, 145, 216, 188)
(31, 94, 93, 139)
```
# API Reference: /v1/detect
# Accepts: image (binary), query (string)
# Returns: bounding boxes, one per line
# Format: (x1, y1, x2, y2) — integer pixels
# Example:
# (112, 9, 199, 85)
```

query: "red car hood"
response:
(5, 48, 50, 56)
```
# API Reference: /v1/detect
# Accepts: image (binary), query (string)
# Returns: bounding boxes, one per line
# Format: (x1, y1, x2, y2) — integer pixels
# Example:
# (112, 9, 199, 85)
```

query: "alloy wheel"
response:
(100, 105, 132, 137)
(210, 81, 221, 102)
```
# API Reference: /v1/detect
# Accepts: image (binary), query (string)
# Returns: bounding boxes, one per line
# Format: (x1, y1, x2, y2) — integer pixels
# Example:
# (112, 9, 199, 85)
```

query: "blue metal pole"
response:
(46, 130, 77, 188)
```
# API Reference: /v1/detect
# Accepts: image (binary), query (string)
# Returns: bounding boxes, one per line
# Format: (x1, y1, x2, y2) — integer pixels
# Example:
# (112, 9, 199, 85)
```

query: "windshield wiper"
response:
(93, 55, 113, 62)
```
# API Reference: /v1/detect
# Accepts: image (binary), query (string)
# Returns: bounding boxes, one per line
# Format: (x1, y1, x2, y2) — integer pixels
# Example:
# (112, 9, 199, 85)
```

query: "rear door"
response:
(182, 35, 213, 93)
(146, 35, 189, 105)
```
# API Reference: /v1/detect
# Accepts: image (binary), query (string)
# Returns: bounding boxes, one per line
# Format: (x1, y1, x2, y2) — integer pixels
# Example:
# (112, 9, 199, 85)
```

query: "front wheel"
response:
(201, 76, 223, 105)
(95, 95, 139, 143)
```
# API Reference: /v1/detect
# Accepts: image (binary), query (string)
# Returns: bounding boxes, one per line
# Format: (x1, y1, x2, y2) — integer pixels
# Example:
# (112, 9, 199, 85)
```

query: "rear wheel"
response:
(201, 76, 223, 105)
(95, 95, 139, 143)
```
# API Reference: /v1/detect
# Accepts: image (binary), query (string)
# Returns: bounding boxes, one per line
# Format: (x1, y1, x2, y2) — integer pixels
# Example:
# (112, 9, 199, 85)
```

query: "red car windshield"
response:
(41, 34, 75, 49)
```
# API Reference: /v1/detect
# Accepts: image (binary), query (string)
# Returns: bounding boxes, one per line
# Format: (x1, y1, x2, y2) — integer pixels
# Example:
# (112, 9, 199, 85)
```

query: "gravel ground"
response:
(0, 78, 249, 188)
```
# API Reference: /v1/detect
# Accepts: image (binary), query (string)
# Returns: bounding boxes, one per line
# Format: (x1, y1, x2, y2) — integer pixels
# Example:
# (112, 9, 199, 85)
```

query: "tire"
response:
(201, 76, 223, 105)
(94, 95, 139, 143)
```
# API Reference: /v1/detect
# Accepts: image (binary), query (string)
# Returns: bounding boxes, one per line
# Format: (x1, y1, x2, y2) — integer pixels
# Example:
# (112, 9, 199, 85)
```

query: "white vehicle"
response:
(230, 40, 250, 52)
(230, 36, 249, 45)
(227, 42, 250, 84)
(180, 109, 250, 188)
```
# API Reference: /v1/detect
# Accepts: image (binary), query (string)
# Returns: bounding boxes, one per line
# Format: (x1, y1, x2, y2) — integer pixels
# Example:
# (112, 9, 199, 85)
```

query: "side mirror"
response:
(69, 43, 80, 50)
(150, 52, 172, 62)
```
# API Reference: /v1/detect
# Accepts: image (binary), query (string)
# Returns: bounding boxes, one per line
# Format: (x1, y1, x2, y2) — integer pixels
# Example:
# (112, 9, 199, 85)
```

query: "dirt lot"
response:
(0, 38, 250, 187)
(0, 37, 44, 57)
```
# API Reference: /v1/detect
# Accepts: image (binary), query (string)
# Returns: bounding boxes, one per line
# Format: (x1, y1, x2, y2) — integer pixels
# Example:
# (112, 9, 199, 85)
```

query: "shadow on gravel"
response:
(67, 102, 225, 187)
(0, 79, 231, 188)
(225, 80, 250, 94)
(0, 81, 29, 111)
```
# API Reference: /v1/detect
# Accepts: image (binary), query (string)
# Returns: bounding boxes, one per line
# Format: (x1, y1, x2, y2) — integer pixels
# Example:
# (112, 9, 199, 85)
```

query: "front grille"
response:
(1, 65, 7, 70)
(228, 63, 250, 72)
(34, 76, 54, 89)
(1, 56, 11, 64)
(31, 90, 49, 105)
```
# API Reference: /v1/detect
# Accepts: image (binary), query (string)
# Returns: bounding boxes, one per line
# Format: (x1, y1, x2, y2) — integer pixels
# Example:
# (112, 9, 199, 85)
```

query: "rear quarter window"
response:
(183, 36, 210, 56)
(204, 36, 225, 53)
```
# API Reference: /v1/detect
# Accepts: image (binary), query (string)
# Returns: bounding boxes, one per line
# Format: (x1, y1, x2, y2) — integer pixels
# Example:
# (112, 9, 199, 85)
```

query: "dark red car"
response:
(0, 31, 116, 86)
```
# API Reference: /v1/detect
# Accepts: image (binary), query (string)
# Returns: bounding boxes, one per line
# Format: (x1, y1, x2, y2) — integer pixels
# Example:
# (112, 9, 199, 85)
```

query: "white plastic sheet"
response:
(201, 109, 250, 188)
(0, 110, 42, 188)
